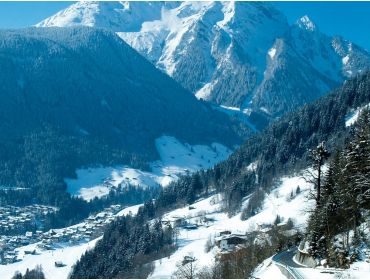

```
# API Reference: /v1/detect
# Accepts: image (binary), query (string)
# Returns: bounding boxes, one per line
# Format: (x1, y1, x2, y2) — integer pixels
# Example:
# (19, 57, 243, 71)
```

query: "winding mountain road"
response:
(272, 247, 305, 279)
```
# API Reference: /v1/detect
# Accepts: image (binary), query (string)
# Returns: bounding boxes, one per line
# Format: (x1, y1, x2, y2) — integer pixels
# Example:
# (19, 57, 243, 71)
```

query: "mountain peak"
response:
(296, 15, 316, 31)
(36, 2, 370, 118)
(36, 1, 166, 32)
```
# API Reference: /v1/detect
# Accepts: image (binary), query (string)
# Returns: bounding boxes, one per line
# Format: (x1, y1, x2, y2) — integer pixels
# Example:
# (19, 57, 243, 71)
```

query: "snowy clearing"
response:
(65, 136, 232, 201)
(345, 103, 370, 127)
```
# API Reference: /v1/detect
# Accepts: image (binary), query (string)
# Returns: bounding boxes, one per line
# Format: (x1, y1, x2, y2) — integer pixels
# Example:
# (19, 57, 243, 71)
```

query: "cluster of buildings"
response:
(0, 231, 45, 264)
(214, 222, 298, 257)
(0, 204, 123, 265)
(0, 205, 57, 235)
(215, 231, 250, 253)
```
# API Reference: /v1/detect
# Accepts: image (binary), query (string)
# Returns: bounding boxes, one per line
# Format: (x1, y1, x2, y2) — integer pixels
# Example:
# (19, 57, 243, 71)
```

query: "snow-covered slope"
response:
(65, 136, 232, 201)
(345, 103, 370, 127)
(36, 1, 171, 32)
(252, 257, 287, 279)
(148, 170, 314, 278)
(0, 238, 100, 279)
(37, 1, 370, 118)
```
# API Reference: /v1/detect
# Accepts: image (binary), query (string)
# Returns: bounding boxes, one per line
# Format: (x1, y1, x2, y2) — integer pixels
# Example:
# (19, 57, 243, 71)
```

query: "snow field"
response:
(0, 237, 101, 279)
(65, 136, 232, 201)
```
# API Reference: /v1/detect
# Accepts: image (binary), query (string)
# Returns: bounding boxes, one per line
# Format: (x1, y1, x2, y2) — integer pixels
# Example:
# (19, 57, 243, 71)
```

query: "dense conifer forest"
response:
(0, 27, 247, 212)
(306, 108, 370, 268)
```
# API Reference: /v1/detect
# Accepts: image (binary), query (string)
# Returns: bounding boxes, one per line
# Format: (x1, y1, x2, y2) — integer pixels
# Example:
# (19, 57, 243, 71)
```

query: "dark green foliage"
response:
(274, 215, 282, 225)
(0, 127, 150, 207)
(43, 184, 159, 230)
(306, 108, 370, 266)
(0, 26, 246, 209)
(296, 185, 301, 194)
(13, 265, 45, 279)
(241, 188, 265, 220)
(308, 141, 330, 204)
(70, 205, 174, 278)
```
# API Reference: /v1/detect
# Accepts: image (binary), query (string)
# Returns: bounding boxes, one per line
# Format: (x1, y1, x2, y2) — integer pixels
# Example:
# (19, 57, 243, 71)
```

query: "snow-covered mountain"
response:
(37, 1, 370, 119)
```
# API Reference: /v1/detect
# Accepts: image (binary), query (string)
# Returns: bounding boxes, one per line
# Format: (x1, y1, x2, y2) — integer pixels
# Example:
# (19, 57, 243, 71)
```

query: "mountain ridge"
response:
(37, 1, 370, 120)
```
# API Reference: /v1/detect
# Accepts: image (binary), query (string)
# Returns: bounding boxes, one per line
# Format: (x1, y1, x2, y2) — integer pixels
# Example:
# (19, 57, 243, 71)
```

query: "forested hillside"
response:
(0, 27, 247, 207)
(70, 72, 370, 278)
(154, 72, 370, 215)
(71, 202, 174, 279)
(306, 108, 370, 268)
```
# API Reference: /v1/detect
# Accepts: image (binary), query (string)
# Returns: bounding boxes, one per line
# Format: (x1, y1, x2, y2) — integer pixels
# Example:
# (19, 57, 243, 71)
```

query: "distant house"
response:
(24, 249, 36, 255)
(256, 223, 272, 232)
(111, 205, 121, 213)
(215, 234, 248, 251)
(173, 217, 187, 227)
(55, 261, 66, 267)
(161, 220, 171, 226)
(218, 230, 231, 236)
(183, 224, 198, 230)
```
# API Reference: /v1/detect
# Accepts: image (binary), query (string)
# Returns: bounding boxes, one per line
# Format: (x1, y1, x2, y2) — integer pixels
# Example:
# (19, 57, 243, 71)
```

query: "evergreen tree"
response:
(308, 142, 330, 205)
(296, 185, 301, 194)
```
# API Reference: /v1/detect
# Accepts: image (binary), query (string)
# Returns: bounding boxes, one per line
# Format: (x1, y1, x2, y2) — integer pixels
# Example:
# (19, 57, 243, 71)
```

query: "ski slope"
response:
(65, 136, 232, 201)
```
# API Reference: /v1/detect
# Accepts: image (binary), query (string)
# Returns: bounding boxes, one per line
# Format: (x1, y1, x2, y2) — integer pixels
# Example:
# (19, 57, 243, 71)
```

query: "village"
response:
(0, 205, 57, 236)
(0, 204, 123, 265)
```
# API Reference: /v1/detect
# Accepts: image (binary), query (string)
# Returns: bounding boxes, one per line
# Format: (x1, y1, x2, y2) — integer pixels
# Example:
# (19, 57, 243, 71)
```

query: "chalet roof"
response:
(215, 234, 248, 242)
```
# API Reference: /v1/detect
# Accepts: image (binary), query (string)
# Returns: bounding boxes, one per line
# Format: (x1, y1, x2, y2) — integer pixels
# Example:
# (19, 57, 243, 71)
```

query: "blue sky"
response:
(274, 1, 370, 51)
(0, 1, 369, 50)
